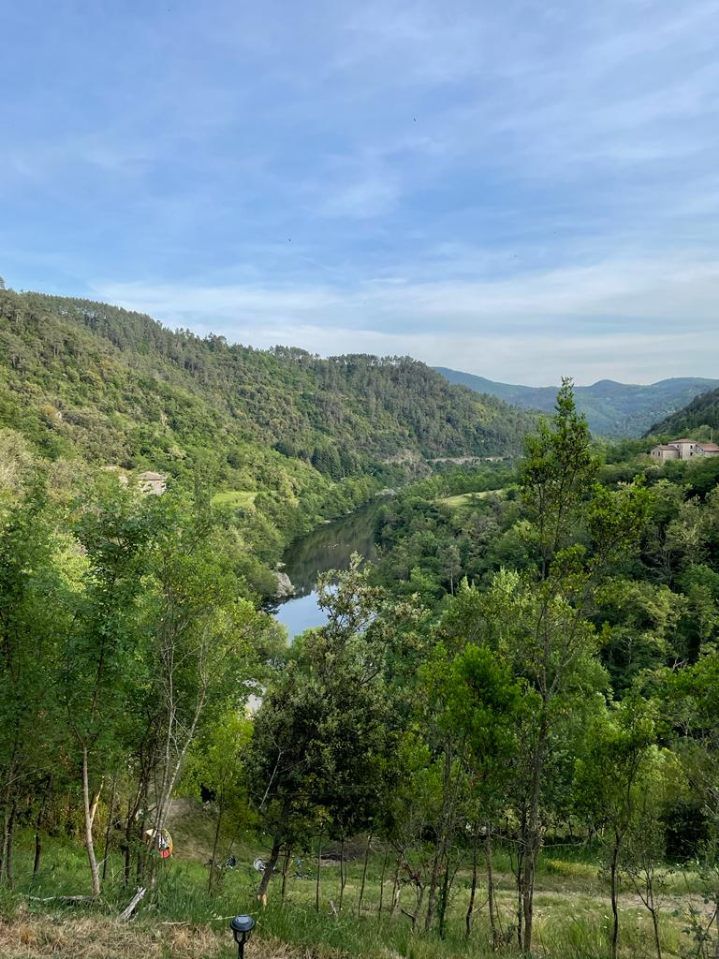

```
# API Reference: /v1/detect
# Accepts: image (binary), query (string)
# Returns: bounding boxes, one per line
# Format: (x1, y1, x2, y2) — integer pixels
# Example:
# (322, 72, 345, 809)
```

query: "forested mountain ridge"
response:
(649, 384, 719, 436)
(436, 365, 718, 437)
(0, 289, 532, 476)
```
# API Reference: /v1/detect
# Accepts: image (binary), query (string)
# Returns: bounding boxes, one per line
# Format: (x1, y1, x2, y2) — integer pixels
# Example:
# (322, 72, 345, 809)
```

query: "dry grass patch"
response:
(0, 910, 335, 959)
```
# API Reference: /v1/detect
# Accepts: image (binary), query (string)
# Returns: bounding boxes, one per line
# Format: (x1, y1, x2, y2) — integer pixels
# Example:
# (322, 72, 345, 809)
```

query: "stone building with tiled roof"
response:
(650, 439, 719, 461)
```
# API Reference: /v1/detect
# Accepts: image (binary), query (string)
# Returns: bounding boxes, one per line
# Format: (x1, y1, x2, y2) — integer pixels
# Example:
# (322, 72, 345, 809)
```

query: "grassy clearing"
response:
(211, 490, 258, 509)
(436, 489, 508, 509)
(0, 817, 706, 959)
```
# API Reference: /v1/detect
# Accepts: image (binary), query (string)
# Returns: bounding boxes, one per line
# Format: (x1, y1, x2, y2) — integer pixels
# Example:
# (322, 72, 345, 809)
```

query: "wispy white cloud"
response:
(93, 248, 719, 384)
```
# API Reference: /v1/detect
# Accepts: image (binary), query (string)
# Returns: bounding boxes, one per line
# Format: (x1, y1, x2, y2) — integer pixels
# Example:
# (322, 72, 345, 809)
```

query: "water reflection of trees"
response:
(282, 504, 381, 596)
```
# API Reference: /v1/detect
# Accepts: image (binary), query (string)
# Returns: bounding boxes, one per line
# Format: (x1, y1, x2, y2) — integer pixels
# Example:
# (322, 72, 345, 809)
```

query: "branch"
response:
(119, 886, 146, 921)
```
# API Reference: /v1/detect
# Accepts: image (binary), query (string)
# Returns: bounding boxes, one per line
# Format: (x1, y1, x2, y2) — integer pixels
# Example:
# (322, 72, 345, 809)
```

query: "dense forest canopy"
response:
(0, 289, 531, 472)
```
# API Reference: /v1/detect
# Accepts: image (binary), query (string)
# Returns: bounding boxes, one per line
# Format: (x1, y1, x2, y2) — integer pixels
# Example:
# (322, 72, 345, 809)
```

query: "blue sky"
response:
(2, 0, 719, 385)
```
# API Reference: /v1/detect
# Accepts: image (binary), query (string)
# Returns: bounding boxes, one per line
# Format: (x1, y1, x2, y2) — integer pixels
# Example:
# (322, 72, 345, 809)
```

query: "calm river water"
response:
(269, 501, 382, 640)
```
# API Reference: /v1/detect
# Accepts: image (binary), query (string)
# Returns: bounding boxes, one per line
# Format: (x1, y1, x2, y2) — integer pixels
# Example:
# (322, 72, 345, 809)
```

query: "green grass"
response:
(211, 490, 258, 509)
(436, 488, 508, 509)
(0, 822, 708, 959)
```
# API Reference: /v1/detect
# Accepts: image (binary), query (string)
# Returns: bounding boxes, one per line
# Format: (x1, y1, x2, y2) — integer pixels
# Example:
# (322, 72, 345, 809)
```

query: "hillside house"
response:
(138, 470, 167, 495)
(650, 439, 719, 461)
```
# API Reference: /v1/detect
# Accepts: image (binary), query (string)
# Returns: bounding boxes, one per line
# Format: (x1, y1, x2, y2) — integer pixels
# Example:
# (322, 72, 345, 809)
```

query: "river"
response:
(269, 501, 382, 640)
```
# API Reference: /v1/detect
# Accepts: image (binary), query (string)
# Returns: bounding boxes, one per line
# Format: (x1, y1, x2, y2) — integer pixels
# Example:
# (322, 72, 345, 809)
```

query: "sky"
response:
(2, 0, 719, 386)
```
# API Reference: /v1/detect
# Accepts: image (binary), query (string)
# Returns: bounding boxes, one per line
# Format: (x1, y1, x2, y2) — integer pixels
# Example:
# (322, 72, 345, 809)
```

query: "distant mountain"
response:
(435, 368, 719, 437)
(648, 386, 719, 437)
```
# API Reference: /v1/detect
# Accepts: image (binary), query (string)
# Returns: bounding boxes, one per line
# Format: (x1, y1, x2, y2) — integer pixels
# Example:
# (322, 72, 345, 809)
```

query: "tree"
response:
(0, 477, 64, 883)
(620, 750, 679, 959)
(442, 640, 522, 944)
(127, 491, 266, 892)
(660, 653, 719, 956)
(248, 559, 396, 906)
(491, 380, 648, 953)
(61, 479, 159, 896)
(574, 696, 657, 959)
(183, 709, 253, 892)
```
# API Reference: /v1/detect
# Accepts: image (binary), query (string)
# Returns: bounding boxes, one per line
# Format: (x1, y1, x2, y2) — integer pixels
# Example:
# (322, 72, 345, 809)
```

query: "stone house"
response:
(650, 439, 719, 461)
(698, 442, 719, 456)
(138, 470, 167, 495)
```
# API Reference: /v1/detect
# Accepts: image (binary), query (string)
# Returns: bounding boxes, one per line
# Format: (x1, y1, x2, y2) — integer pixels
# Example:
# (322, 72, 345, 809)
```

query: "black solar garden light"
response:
(229, 914, 255, 958)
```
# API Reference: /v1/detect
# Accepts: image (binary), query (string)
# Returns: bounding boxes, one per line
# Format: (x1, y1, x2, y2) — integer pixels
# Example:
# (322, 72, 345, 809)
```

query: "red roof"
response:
(698, 443, 719, 452)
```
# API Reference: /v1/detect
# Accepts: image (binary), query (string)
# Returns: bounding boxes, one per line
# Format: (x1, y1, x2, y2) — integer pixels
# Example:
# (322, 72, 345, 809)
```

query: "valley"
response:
(5, 4, 719, 956)
(436, 366, 719, 437)
(2, 289, 719, 959)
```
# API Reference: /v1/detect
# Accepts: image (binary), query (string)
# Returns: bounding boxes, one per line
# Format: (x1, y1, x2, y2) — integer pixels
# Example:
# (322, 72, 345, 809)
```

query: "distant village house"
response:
(138, 470, 167, 495)
(650, 438, 719, 462)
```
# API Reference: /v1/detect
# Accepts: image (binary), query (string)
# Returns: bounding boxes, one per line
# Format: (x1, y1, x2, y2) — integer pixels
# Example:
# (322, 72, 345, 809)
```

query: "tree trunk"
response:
(378, 847, 389, 916)
(208, 800, 224, 894)
(438, 859, 452, 940)
(1, 799, 17, 885)
(520, 715, 548, 954)
(33, 783, 51, 878)
(257, 834, 282, 906)
(646, 880, 662, 959)
(425, 868, 439, 931)
(389, 854, 403, 917)
(0, 800, 10, 883)
(466, 831, 479, 938)
(101, 776, 117, 883)
(486, 827, 499, 948)
(357, 832, 372, 918)
(123, 832, 131, 886)
(338, 836, 346, 912)
(281, 845, 292, 902)
(149, 691, 205, 866)
(650, 904, 662, 959)
(514, 839, 524, 948)
(136, 809, 148, 886)
(426, 738, 457, 934)
(414, 880, 426, 929)
(81, 746, 102, 897)
(33, 825, 42, 878)
(123, 784, 146, 887)
(609, 831, 621, 959)
(315, 832, 323, 913)
(424, 838, 443, 931)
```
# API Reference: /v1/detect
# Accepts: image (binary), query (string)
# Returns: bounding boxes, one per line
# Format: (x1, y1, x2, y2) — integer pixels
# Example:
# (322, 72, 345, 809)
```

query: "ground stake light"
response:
(229, 915, 255, 958)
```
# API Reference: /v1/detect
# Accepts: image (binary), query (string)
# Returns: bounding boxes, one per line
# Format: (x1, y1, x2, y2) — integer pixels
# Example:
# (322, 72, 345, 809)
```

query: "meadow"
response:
(0, 805, 704, 959)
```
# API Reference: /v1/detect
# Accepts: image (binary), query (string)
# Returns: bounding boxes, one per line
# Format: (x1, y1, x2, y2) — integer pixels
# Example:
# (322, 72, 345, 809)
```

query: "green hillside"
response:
(648, 384, 719, 436)
(435, 366, 718, 436)
(0, 290, 531, 467)
(0, 289, 532, 558)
